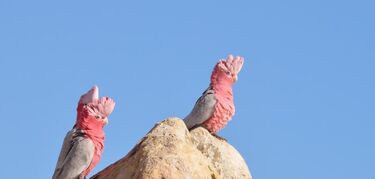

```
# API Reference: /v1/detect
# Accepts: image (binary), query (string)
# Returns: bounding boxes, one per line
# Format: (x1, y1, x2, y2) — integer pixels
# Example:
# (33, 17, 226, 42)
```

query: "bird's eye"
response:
(95, 115, 102, 119)
(226, 71, 231, 75)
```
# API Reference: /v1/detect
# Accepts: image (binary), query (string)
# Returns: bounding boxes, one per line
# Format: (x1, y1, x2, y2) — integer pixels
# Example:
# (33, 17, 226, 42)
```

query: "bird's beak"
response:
(233, 75, 238, 82)
(103, 117, 109, 125)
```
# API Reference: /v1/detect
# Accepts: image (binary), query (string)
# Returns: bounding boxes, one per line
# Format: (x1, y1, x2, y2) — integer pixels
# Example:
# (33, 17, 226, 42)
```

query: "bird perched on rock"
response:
(53, 86, 115, 179)
(184, 55, 244, 139)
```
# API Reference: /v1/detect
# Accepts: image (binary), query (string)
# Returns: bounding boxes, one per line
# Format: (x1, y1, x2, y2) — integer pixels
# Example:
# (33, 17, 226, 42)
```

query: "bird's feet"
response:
(211, 133, 227, 141)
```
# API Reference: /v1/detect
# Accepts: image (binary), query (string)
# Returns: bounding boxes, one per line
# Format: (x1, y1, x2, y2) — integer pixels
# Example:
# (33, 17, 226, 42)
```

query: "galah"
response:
(53, 86, 115, 179)
(184, 55, 244, 138)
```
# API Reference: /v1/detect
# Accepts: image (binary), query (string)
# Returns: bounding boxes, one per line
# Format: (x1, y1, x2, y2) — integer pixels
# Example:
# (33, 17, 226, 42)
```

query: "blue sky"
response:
(0, 0, 374, 178)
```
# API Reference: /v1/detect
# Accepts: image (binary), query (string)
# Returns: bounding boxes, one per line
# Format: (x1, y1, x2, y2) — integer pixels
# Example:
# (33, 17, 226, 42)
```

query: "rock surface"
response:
(190, 127, 252, 179)
(90, 118, 252, 179)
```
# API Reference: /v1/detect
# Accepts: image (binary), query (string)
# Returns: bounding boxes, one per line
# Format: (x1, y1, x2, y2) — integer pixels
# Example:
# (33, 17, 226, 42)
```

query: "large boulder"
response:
(91, 118, 252, 179)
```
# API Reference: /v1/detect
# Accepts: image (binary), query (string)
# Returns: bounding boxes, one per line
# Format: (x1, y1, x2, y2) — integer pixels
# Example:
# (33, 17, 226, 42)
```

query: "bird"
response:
(184, 55, 244, 139)
(52, 86, 115, 179)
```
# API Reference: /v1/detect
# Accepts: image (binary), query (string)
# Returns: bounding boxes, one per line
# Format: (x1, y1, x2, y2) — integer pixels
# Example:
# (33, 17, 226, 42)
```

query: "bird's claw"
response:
(211, 133, 227, 141)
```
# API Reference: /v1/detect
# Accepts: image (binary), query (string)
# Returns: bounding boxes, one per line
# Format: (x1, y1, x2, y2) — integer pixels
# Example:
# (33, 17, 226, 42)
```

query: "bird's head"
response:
(212, 55, 244, 84)
(78, 86, 115, 125)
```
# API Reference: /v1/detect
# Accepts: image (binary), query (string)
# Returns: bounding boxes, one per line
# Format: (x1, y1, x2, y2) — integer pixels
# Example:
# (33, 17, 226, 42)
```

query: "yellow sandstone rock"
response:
(91, 118, 251, 179)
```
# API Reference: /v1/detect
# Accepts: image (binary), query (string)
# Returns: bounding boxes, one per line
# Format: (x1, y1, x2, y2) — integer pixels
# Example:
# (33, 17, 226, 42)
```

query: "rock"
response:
(190, 127, 252, 179)
(90, 118, 252, 179)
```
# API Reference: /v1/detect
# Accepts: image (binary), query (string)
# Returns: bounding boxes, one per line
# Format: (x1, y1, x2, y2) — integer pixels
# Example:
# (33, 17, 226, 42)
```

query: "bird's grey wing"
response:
(54, 128, 76, 171)
(52, 136, 94, 179)
(184, 87, 217, 129)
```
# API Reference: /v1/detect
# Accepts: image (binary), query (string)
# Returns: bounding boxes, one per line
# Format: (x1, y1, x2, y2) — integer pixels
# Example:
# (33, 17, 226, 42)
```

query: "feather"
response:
(184, 87, 217, 129)
(53, 130, 94, 179)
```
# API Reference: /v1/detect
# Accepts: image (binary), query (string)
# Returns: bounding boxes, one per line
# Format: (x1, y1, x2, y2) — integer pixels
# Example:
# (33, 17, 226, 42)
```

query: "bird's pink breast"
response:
(203, 84, 235, 133)
(82, 140, 103, 176)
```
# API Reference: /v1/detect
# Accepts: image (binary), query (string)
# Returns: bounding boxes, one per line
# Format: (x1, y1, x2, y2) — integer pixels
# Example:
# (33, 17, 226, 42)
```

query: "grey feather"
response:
(53, 129, 94, 179)
(184, 87, 217, 129)
(54, 129, 75, 171)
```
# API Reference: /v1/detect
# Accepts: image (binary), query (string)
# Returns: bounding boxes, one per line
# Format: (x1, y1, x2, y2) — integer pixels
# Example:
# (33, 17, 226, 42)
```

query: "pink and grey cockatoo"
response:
(53, 86, 115, 179)
(184, 55, 244, 138)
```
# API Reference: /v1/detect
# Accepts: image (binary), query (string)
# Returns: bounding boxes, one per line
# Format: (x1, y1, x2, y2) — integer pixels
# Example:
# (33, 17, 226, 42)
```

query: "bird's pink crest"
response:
(217, 55, 244, 75)
(96, 97, 116, 117)
(79, 86, 99, 104)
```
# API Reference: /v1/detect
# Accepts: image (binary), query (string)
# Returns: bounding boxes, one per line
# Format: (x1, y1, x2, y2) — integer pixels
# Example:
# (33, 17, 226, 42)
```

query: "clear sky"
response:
(0, 1, 374, 178)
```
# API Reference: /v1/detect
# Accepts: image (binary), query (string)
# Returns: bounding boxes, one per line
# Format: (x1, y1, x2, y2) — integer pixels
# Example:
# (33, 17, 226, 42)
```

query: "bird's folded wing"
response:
(54, 129, 75, 171)
(52, 136, 94, 179)
(184, 87, 217, 129)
